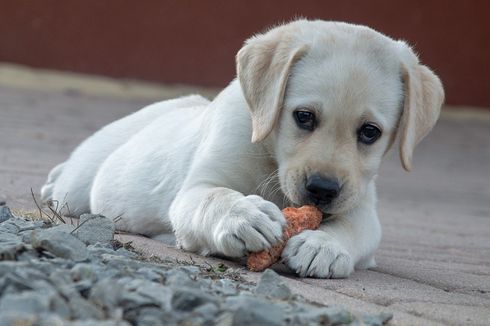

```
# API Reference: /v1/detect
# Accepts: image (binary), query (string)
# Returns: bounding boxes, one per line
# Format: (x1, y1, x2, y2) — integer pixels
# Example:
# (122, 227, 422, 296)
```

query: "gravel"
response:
(31, 228, 89, 261)
(255, 268, 292, 300)
(0, 205, 393, 325)
(0, 205, 14, 223)
(74, 214, 116, 245)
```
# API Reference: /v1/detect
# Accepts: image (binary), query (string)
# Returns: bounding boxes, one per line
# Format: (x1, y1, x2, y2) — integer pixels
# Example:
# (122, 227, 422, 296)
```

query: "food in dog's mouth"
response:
(247, 205, 323, 272)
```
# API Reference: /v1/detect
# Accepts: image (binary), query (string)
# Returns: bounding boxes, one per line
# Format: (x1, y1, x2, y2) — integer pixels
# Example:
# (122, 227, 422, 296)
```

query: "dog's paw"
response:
(213, 195, 286, 257)
(282, 230, 354, 278)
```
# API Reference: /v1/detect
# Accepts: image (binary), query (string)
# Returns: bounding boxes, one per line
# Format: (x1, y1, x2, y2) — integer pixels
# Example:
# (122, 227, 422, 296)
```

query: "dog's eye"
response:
(293, 110, 316, 131)
(358, 123, 382, 144)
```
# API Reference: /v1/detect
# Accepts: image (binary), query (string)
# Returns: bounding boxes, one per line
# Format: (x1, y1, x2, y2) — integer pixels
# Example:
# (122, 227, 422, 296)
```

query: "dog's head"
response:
(237, 20, 444, 214)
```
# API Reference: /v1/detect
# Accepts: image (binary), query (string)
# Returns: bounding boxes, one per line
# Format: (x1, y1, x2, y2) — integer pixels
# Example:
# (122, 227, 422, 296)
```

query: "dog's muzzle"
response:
(305, 175, 340, 208)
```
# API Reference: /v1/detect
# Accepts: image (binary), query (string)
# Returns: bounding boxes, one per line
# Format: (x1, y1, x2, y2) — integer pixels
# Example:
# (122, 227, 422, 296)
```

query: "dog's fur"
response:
(41, 20, 444, 278)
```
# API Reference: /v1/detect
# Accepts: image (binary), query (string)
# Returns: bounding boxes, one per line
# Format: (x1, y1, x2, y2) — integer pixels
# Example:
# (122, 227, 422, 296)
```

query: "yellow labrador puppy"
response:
(41, 20, 444, 278)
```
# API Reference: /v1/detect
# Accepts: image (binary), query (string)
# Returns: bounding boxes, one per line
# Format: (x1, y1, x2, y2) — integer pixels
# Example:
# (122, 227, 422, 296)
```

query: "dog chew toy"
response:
(247, 205, 323, 272)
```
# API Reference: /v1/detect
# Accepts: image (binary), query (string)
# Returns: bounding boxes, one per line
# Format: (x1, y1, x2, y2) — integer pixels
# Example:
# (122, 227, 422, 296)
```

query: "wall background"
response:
(1, 0, 488, 107)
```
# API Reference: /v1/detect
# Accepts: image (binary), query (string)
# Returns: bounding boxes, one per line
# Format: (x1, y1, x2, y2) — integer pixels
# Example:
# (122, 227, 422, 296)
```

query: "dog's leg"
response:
(170, 187, 286, 257)
(281, 181, 381, 278)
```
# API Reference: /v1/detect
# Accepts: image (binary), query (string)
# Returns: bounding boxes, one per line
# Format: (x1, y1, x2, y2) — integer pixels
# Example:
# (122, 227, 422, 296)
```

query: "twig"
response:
(113, 214, 123, 224)
(70, 217, 92, 234)
(30, 188, 54, 223)
(46, 199, 66, 224)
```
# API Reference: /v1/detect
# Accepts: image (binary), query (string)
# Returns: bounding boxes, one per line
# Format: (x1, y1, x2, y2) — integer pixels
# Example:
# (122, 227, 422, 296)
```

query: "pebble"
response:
(254, 268, 292, 300)
(31, 228, 89, 261)
(0, 236, 25, 261)
(165, 268, 197, 288)
(226, 294, 285, 326)
(135, 307, 172, 326)
(123, 279, 173, 311)
(0, 209, 391, 325)
(68, 296, 105, 320)
(172, 286, 219, 311)
(73, 214, 115, 245)
(293, 306, 354, 325)
(0, 205, 14, 223)
(71, 263, 98, 283)
(0, 289, 70, 318)
(89, 278, 124, 312)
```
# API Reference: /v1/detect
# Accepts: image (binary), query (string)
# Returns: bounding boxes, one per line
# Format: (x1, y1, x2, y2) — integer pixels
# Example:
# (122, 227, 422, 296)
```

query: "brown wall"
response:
(1, 0, 489, 107)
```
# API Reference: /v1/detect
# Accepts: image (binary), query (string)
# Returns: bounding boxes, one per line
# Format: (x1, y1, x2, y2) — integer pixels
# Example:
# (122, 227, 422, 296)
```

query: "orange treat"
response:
(247, 205, 323, 272)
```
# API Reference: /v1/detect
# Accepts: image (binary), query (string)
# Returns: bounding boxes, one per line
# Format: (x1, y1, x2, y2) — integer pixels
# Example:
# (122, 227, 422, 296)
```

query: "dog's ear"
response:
(398, 44, 444, 171)
(237, 31, 308, 143)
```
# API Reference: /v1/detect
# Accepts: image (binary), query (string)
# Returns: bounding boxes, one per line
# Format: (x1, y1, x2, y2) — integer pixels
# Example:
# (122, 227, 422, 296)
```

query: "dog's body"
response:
(41, 20, 443, 278)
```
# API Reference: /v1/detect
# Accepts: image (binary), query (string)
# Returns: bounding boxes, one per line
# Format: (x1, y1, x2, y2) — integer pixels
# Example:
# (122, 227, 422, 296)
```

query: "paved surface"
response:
(1, 70, 489, 325)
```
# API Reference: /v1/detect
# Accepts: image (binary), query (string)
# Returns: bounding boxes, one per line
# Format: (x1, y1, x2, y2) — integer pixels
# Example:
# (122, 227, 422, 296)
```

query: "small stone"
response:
(87, 242, 116, 256)
(114, 247, 137, 258)
(71, 263, 98, 283)
(126, 279, 173, 311)
(172, 287, 218, 311)
(0, 206, 14, 223)
(0, 233, 25, 260)
(34, 313, 66, 326)
(178, 265, 201, 275)
(254, 269, 292, 300)
(69, 296, 105, 320)
(73, 214, 115, 245)
(0, 312, 36, 326)
(31, 228, 89, 261)
(136, 307, 172, 326)
(89, 278, 123, 311)
(16, 249, 40, 261)
(1, 217, 44, 232)
(165, 269, 196, 288)
(0, 231, 21, 244)
(20, 229, 34, 243)
(100, 253, 135, 266)
(294, 306, 354, 325)
(0, 261, 26, 278)
(0, 289, 70, 318)
(16, 219, 45, 231)
(225, 294, 285, 326)
(2, 266, 53, 293)
(0, 220, 20, 233)
(136, 267, 165, 282)
(51, 223, 76, 233)
(217, 278, 239, 296)
(26, 259, 63, 275)
(49, 269, 75, 291)
(193, 302, 219, 322)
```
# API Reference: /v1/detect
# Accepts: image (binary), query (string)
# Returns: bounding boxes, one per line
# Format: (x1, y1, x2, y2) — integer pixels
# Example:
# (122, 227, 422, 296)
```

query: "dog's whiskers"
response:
(256, 169, 279, 199)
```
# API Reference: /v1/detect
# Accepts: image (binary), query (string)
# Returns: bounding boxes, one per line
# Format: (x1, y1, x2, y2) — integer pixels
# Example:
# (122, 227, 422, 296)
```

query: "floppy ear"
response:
(237, 32, 308, 143)
(398, 48, 444, 171)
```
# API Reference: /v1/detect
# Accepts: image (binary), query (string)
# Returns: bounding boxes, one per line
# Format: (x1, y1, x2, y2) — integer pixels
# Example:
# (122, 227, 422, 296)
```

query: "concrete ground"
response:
(1, 65, 489, 325)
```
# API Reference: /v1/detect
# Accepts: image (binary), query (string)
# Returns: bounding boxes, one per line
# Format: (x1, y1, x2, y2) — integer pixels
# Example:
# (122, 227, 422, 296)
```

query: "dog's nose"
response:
(305, 175, 340, 206)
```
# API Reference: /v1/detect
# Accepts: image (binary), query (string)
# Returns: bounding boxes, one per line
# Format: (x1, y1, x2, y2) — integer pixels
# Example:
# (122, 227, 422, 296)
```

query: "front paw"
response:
(214, 195, 286, 257)
(282, 230, 353, 278)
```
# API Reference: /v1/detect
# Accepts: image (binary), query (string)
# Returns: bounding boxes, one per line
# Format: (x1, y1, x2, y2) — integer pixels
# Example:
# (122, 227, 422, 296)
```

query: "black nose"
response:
(305, 175, 340, 206)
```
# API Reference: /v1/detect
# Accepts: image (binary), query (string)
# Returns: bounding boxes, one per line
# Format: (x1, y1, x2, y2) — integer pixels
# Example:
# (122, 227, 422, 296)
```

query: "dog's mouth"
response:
(290, 201, 334, 221)
(321, 212, 334, 221)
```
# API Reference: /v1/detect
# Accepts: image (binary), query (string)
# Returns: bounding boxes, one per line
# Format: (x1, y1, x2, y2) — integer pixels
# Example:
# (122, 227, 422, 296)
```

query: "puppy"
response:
(41, 20, 444, 278)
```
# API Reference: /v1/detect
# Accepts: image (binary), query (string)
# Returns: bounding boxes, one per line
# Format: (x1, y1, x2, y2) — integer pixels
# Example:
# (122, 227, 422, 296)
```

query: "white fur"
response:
(41, 20, 443, 278)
